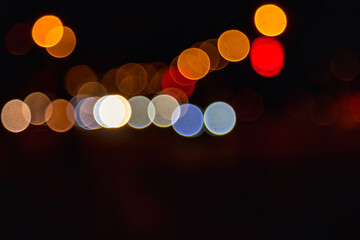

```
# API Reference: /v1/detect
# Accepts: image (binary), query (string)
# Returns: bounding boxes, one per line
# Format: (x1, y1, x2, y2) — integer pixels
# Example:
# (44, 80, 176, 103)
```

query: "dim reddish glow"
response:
(250, 36, 284, 77)
(5, 23, 33, 55)
(46, 26, 76, 58)
(285, 89, 314, 121)
(331, 48, 360, 81)
(233, 88, 263, 121)
(349, 91, 360, 122)
(162, 67, 195, 98)
(45, 99, 75, 132)
(310, 93, 338, 126)
(32, 15, 63, 47)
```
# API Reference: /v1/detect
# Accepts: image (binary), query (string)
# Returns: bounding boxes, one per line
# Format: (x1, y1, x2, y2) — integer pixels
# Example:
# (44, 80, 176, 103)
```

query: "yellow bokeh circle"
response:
(32, 15, 63, 47)
(254, 4, 287, 37)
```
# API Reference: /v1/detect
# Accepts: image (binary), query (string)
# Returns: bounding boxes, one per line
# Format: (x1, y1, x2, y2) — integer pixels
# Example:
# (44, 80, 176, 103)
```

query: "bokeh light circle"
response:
(331, 48, 360, 81)
(46, 26, 76, 58)
(204, 101, 236, 135)
(5, 23, 33, 55)
(32, 15, 63, 47)
(254, 4, 287, 37)
(172, 104, 204, 137)
(75, 97, 101, 130)
(218, 29, 250, 62)
(128, 96, 154, 129)
(250, 36, 284, 77)
(93, 95, 131, 128)
(148, 94, 180, 128)
(24, 92, 51, 125)
(162, 67, 195, 99)
(45, 99, 75, 132)
(177, 48, 210, 80)
(1, 99, 31, 133)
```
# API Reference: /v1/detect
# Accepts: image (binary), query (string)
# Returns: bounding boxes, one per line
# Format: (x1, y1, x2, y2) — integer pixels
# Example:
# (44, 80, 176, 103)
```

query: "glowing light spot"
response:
(75, 97, 101, 130)
(32, 15, 63, 47)
(162, 67, 195, 99)
(233, 88, 263, 121)
(148, 94, 180, 128)
(128, 96, 154, 129)
(46, 26, 76, 58)
(331, 48, 360, 81)
(5, 23, 33, 55)
(24, 92, 51, 125)
(1, 99, 31, 133)
(64, 65, 97, 97)
(94, 95, 131, 128)
(45, 99, 75, 132)
(254, 4, 287, 37)
(172, 104, 204, 137)
(77, 81, 107, 97)
(169, 56, 196, 86)
(204, 102, 236, 135)
(115, 63, 148, 97)
(250, 36, 284, 77)
(217, 30, 250, 62)
(177, 48, 210, 80)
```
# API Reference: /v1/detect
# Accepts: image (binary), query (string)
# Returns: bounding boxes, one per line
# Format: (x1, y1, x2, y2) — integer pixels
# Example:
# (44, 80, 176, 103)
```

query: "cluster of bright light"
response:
(2, 4, 288, 135)
(5, 15, 76, 58)
(1, 92, 236, 137)
(251, 4, 287, 77)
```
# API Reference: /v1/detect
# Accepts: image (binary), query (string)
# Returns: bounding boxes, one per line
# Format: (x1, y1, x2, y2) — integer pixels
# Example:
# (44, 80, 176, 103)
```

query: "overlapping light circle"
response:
(94, 95, 131, 128)
(128, 96, 154, 129)
(148, 94, 180, 128)
(3, 6, 290, 136)
(172, 104, 204, 137)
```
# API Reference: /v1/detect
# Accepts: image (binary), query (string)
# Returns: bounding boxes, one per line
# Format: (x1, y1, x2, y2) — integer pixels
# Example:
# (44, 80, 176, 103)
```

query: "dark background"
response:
(1, 0, 360, 239)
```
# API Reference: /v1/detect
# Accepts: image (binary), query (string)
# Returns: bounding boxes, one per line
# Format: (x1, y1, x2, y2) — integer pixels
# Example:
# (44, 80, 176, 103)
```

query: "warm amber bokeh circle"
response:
(218, 30, 250, 62)
(32, 15, 63, 47)
(177, 48, 210, 80)
(254, 4, 287, 37)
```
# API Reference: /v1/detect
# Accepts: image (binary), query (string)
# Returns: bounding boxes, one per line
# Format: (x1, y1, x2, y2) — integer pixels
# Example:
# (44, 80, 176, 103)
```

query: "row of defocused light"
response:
(1, 92, 236, 137)
(2, 4, 288, 136)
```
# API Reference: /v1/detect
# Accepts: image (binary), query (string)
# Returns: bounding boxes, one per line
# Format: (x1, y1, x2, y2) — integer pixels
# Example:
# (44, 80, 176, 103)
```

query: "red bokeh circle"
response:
(250, 36, 284, 77)
(162, 67, 195, 98)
